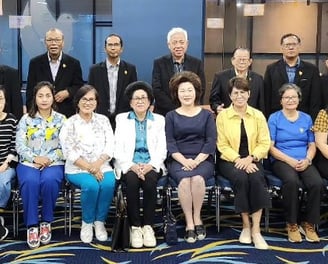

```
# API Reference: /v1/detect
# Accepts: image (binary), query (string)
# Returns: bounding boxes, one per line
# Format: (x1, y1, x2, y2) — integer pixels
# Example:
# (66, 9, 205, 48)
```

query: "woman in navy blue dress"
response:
(165, 71, 216, 243)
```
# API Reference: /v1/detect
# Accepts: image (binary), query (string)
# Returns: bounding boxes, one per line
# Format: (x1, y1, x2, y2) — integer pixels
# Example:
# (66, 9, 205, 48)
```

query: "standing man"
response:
(264, 33, 321, 120)
(210, 47, 264, 114)
(26, 28, 84, 118)
(321, 58, 328, 108)
(152, 27, 205, 116)
(88, 33, 137, 129)
(0, 65, 23, 119)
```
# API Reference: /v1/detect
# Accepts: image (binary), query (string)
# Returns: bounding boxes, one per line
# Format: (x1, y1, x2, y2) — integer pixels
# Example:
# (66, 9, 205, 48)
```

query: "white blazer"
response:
(114, 112, 167, 178)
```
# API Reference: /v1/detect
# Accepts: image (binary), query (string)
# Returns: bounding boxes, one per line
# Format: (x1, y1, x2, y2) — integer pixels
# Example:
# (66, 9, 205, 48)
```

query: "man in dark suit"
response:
(26, 28, 83, 118)
(321, 58, 328, 108)
(88, 33, 137, 129)
(210, 48, 264, 114)
(152, 27, 205, 116)
(264, 33, 321, 120)
(0, 65, 23, 119)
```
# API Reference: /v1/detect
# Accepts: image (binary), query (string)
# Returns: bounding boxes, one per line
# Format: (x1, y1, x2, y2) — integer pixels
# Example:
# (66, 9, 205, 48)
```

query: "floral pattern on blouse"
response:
(16, 111, 66, 165)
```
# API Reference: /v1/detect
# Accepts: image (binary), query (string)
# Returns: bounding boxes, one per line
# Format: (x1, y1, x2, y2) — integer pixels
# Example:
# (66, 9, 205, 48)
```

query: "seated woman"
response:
(114, 81, 166, 248)
(165, 71, 216, 243)
(313, 107, 328, 179)
(16, 81, 66, 249)
(268, 83, 322, 243)
(0, 86, 18, 210)
(216, 77, 270, 250)
(59, 85, 116, 244)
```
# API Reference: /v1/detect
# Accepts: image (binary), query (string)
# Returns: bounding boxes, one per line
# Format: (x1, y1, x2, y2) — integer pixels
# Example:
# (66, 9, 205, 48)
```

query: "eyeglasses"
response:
(107, 43, 121, 48)
(170, 40, 186, 46)
(80, 98, 96, 104)
(230, 91, 248, 97)
(282, 43, 299, 49)
(233, 57, 250, 62)
(132, 96, 148, 102)
(45, 38, 63, 44)
(282, 96, 299, 101)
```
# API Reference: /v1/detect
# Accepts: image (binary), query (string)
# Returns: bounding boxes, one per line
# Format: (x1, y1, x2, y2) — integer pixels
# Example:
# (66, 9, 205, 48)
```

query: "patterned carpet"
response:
(1, 193, 328, 264)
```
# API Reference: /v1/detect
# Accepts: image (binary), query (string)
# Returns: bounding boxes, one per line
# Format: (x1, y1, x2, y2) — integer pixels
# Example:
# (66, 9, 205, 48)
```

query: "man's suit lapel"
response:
(54, 54, 66, 84)
(100, 62, 109, 98)
(41, 54, 53, 82)
(293, 61, 303, 84)
(116, 61, 126, 100)
(278, 59, 289, 83)
(165, 55, 175, 77)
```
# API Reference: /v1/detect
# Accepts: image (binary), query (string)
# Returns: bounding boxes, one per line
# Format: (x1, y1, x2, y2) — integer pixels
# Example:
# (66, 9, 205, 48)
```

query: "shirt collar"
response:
(106, 58, 120, 68)
(35, 110, 55, 121)
(283, 56, 300, 68)
(48, 52, 62, 63)
(226, 104, 253, 119)
(128, 110, 154, 121)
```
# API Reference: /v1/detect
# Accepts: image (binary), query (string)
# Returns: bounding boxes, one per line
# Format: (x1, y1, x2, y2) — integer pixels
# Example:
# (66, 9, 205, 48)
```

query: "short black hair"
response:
(125, 81, 154, 103)
(104, 33, 123, 47)
(280, 33, 301, 45)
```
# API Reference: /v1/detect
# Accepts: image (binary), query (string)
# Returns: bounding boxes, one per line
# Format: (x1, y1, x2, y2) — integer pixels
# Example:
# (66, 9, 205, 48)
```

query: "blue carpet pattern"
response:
(1, 194, 328, 263)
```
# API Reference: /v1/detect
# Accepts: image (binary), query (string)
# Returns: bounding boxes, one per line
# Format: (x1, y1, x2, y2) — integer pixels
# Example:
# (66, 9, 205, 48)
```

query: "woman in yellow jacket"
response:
(216, 77, 271, 250)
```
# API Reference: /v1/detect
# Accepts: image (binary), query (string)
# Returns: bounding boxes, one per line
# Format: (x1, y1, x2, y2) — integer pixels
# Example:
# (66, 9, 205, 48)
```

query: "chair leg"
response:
(215, 186, 220, 233)
(12, 190, 19, 237)
(264, 207, 269, 232)
(68, 188, 73, 237)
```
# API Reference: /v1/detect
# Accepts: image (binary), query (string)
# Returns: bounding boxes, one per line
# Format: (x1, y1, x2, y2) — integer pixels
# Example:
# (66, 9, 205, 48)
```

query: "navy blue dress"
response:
(165, 109, 217, 183)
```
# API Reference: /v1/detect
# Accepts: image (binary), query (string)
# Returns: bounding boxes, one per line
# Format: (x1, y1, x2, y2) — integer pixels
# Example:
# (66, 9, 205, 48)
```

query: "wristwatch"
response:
(251, 155, 259, 162)
(306, 157, 312, 165)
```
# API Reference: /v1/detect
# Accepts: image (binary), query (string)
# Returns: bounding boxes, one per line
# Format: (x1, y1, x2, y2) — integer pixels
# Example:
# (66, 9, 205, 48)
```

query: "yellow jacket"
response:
(216, 105, 270, 162)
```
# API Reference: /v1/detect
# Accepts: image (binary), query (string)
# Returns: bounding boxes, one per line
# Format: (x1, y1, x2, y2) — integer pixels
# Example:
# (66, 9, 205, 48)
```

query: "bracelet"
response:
(306, 157, 312, 165)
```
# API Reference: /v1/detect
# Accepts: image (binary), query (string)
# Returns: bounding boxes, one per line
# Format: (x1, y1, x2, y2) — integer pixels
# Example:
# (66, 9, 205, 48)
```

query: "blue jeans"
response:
(66, 171, 116, 223)
(0, 167, 15, 208)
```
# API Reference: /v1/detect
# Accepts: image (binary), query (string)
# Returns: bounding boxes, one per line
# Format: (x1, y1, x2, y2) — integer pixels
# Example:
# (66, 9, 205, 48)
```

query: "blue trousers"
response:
(66, 171, 116, 223)
(0, 167, 16, 208)
(16, 164, 64, 227)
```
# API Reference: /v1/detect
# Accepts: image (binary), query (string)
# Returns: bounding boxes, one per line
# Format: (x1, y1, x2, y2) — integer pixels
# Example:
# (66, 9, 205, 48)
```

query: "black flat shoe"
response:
(195, 225, 206, 240)
(184, 229, 196, 243)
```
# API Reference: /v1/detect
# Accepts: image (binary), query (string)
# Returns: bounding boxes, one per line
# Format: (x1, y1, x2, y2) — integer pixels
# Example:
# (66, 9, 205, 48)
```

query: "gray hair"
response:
(278, 83, 302, 101)
(167, 27, 188, 43)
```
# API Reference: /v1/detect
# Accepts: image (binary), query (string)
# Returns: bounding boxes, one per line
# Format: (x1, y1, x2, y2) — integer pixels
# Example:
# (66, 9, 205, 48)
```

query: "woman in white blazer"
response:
(114, 81, 167, 249)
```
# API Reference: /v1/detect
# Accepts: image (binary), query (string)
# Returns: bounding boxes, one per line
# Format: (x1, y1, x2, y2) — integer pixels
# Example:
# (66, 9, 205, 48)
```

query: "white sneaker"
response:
(80, 221, 93, 243)
(143, 225, 156, 247)
(130, 226, 143, 248)
(94, 221, 108, 241)
(0, 216, 7, 241)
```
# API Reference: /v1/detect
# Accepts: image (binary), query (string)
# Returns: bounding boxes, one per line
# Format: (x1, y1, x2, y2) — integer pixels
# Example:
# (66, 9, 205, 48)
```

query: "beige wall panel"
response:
(205, 0, 225, 53)
(204, 55, 223, 104)
(252, 3, 317, 53)
(320, 3, 328, 53)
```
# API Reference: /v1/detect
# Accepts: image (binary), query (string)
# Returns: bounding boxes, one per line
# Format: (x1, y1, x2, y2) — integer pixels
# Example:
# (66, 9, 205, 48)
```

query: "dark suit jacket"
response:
(26, 53, 84, 117)
(209, 68, 265, 114)
(88, 60, 137, 125)
(0, 65, 23, 119)
(152, 54, 206, 116)
(321, 74, 328, 109)
(264, 58, 321, 120)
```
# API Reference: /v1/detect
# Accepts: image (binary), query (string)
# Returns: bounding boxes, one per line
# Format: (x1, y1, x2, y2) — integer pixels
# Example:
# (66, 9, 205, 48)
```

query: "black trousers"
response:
(218, 160, 271, 214)
(272, 160, 323, 224)
(122, 170, 160, 226)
